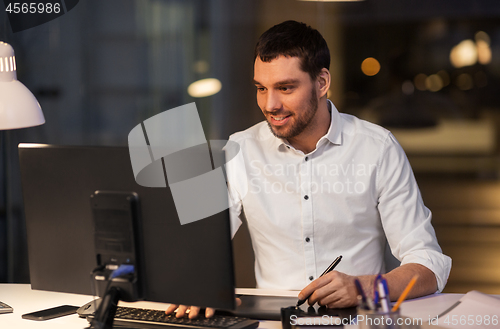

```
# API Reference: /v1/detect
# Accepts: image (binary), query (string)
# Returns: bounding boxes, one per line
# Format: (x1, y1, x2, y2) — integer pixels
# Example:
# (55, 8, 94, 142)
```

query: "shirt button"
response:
(305, 157, 309, 161)
(304, 195, 309, 200)
(309, 276, 314, 281)
(305, 237, 310, 242)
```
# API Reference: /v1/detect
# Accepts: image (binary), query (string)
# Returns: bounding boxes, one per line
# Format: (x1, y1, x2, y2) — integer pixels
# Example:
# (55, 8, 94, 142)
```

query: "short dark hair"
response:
(254, 20, 330, 80)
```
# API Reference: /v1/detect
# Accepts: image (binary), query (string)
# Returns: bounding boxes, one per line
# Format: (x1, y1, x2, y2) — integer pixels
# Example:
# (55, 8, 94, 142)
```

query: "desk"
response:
(0, 284, 462, 329)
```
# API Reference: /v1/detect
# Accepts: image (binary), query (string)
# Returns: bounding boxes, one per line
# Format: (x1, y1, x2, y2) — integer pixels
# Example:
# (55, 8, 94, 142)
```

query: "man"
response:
(168, 20, 451, 318)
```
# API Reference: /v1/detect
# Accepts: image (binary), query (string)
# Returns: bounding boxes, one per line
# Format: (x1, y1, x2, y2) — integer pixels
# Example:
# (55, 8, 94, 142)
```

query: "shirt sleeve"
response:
(224, 137, 247, 238)
(376, 133, 452, 292)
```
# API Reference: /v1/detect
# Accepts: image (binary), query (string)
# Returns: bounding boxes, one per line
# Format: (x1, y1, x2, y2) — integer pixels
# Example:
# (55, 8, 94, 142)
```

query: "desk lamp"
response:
(0, 42, 44, 129)
(0, 41, 45, 282)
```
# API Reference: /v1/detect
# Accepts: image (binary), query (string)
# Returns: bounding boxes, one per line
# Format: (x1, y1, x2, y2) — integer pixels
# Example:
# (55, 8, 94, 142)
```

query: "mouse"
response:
(77, 299, 102, 318)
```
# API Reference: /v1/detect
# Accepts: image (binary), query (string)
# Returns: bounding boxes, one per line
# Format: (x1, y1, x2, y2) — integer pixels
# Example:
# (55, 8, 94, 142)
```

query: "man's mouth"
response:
(269, 114, 291, 126)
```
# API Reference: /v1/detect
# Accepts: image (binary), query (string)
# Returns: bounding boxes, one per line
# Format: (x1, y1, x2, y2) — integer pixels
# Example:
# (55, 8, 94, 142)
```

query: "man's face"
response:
(254, 56, 319, 140)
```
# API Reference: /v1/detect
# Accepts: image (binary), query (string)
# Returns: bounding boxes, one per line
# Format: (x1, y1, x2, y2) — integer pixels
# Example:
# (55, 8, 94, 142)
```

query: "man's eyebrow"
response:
(253, 79, 300, 86)
(274, 79, 300, 86)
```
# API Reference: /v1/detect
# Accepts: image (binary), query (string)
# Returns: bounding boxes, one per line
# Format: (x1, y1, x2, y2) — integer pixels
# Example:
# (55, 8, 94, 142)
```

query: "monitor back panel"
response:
(19, 145, 235, 310)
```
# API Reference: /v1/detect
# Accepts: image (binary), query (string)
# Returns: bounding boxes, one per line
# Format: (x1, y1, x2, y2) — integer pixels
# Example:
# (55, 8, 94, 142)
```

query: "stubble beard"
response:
(266, 88, 319, 140)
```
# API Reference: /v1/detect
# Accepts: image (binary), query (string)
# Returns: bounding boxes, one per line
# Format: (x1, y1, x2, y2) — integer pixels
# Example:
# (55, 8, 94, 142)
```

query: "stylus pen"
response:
(296, 255, 342, 307)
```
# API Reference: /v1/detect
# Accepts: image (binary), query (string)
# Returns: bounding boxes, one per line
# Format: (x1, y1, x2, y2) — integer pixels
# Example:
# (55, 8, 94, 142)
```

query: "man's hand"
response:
(298, 271, 358, 308)
(164, 299, 241, 319)
(297, 264, 438, 309)
(165, 305, 215, 319)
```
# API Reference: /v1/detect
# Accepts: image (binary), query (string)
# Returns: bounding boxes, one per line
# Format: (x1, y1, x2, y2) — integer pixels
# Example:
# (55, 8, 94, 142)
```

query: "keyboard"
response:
(87, 306, 260, 329)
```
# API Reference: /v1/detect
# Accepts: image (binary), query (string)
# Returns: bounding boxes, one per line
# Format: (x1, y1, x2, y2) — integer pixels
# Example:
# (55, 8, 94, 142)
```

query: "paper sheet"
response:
(431, 291, 500, 329)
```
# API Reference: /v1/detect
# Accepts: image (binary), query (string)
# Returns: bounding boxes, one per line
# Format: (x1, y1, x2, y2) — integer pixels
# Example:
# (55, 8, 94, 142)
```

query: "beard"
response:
(266, 88, 319, 140)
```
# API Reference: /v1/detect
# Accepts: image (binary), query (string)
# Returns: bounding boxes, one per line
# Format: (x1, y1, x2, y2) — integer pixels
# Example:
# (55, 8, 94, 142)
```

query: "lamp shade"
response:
(0, 42, 45, 130)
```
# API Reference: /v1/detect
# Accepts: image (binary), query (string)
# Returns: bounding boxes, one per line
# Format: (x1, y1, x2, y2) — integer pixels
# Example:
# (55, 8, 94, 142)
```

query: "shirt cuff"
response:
(400, 250, 452, 292)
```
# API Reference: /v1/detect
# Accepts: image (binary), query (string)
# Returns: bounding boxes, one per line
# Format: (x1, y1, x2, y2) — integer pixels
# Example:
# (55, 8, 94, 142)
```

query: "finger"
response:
(299, 274, 333, 302)
(309, 278, 342, 306)
(189, 306, 201, 319)
(320, 292, 342, 307)
(236, 298, 242, 307)
(298, 282, 318, 303)
(325, 295, 347, 308)
(165, 304, 178, 315)
(175, 305, 189, 318)
(205, 307, 215, 318)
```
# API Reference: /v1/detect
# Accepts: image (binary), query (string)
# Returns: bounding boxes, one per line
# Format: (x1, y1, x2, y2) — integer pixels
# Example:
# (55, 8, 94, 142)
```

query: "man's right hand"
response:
(165, 305, 215, 319)
(165, 298, 241, 319)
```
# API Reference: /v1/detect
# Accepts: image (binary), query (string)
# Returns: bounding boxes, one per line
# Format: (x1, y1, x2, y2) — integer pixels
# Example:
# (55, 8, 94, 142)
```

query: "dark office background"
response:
(1, 0, 500, 294)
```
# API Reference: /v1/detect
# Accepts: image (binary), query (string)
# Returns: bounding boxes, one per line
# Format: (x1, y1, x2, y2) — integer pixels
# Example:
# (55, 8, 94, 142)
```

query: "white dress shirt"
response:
(225, 100, 451, 292)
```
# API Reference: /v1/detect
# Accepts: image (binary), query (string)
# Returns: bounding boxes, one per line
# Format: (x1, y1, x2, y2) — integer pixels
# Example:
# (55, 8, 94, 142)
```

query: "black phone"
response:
(22, 305, 79, 321)
(0, 301, 13, 314)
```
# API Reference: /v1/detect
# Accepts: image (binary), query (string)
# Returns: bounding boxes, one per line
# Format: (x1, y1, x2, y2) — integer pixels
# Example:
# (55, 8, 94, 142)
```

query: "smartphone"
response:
(0, 301, 13, 314)
(22, 305, 79, 321)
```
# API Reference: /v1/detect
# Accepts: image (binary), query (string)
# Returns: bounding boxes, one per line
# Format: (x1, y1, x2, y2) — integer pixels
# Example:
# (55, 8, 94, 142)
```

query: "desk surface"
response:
(0, 284, 462, 329)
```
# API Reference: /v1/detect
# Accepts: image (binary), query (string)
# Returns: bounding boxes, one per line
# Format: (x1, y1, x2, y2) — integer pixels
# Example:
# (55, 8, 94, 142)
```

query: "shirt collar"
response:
(325, 99, 343, 146)
(270, 99, 343, 151)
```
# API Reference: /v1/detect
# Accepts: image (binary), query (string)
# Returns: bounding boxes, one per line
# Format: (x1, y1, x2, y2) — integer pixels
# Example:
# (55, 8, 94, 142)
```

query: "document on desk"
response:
(433, 290, 500, 329)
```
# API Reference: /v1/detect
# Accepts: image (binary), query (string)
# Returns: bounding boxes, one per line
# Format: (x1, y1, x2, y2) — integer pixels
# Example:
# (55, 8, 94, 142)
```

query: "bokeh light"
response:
(450, 39, 477, 68)
(455, 73, 474, 90)
(425, 74, 444, 92)
(187, 78, 222, 97)
(361, 57, 381, 76)
(414, 74, 427, 91)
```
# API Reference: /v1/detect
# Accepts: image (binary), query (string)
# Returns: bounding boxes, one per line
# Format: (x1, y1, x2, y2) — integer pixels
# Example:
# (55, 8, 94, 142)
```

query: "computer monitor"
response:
(18, 144, 235, 311)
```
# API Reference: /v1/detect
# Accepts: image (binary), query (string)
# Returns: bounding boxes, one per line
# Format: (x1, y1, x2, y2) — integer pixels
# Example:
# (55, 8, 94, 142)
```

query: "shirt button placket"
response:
(302, 155, 316, 283)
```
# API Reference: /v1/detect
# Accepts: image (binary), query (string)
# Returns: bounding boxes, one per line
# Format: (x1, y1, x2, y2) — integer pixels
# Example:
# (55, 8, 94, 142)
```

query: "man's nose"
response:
(264, 91, 282, 113)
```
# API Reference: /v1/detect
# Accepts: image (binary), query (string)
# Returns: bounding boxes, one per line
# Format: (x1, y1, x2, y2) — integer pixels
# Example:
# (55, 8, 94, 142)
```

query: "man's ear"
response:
(316, 68, 331, 98)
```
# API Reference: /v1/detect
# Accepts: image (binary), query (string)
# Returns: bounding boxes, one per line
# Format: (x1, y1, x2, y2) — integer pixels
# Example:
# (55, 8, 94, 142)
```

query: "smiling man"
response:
(227, 20, 451, 307)
(167, 20, 451, 319)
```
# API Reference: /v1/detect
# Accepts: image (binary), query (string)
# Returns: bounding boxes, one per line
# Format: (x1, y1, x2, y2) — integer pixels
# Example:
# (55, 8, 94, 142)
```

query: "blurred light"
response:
(187, 78, 222, 98)
(476, 40, 492, 65)
(450, 39, 477, 68)
(401, 80, 414, 95)
(437, 70, 450, 87)
(475, 31, 490, 45)
(361, 57, 380, 76)
(474, 71, 488, 88)
(414, 74, 427, 91)
(455, 73, 474, 90)
(425, 74, 443, 92)
(193, 60, 209, 74)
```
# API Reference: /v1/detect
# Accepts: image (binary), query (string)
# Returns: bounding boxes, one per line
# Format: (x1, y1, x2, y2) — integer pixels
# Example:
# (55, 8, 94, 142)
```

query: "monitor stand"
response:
(89, 286, 121, 329)
(88, 272, 138, 329)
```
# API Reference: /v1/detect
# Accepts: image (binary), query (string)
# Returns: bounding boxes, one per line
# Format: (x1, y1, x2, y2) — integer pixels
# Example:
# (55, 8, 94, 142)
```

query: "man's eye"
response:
(280, 86, 292, 92)
(256, 87, 266, 92)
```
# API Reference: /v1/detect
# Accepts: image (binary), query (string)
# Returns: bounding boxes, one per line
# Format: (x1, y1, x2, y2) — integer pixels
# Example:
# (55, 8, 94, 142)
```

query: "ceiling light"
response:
(188, 78, 222, 98)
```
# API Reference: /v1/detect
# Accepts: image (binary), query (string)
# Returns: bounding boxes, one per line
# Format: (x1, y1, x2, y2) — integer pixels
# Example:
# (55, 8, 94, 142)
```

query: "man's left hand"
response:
(298, 271, 358, 308)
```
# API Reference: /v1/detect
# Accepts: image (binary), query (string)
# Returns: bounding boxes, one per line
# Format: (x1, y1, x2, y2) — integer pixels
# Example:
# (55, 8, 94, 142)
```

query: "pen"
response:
(354, 279, 368, 309)
(296, 255, 342, 307)
(373, 275, 382, 306)
(354, 278, 375, 310)
(391, 275, 418, 312)
(373, 290, 380, 309)
(378, 278, 390, 313)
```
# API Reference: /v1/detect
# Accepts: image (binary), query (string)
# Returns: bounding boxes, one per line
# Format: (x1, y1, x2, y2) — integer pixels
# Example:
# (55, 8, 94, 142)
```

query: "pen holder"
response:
(357, 308, 402, 329)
